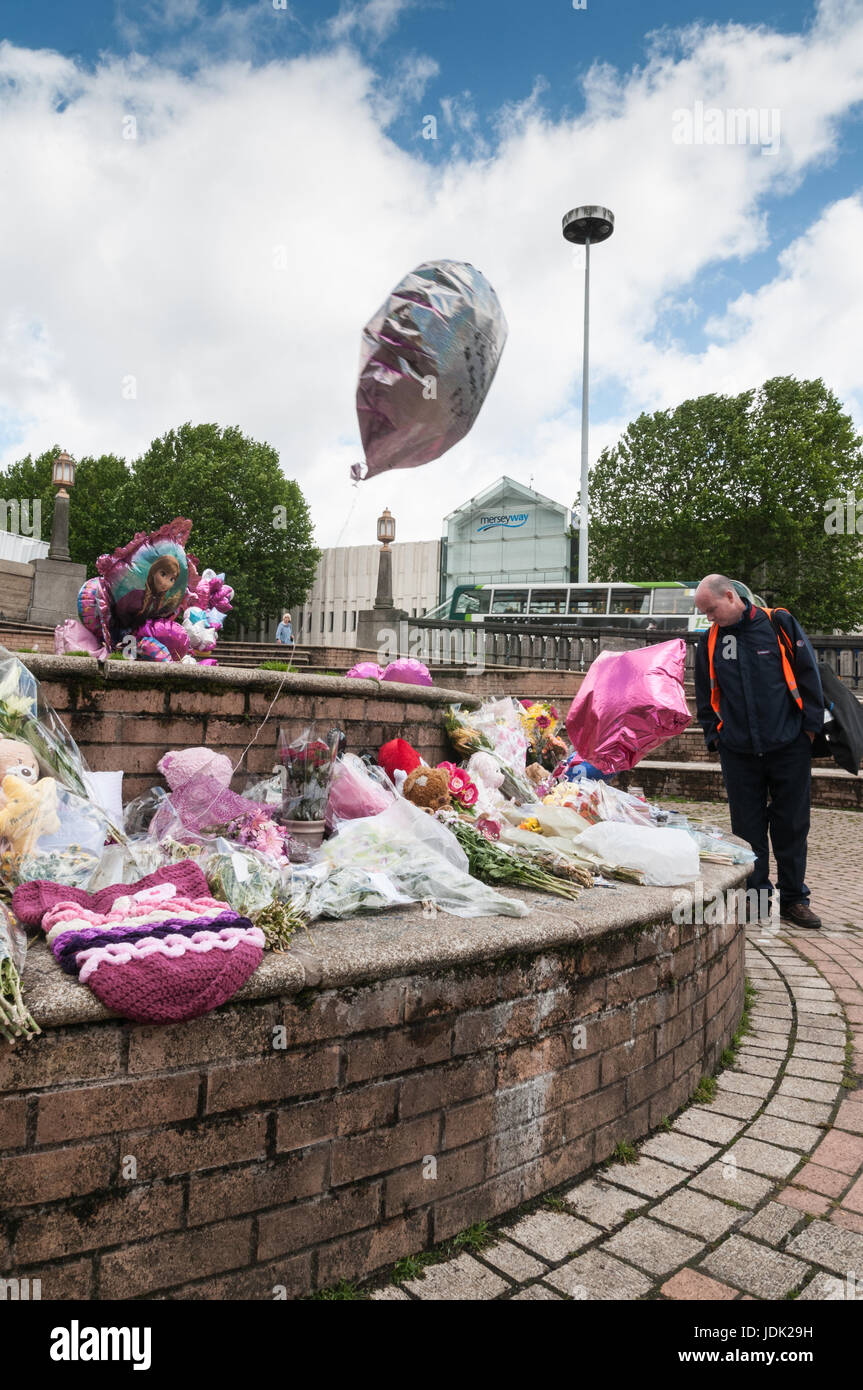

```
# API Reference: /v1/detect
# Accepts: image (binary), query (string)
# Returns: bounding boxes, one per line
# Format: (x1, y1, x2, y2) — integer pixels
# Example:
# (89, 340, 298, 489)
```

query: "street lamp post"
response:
(48, 449, 77, 561)
(562, 205, 615, 583)
(28, 447, 87, 627)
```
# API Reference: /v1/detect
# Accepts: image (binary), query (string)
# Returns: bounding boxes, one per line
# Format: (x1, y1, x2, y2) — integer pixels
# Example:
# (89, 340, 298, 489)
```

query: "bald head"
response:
(695, 574, 746, 626)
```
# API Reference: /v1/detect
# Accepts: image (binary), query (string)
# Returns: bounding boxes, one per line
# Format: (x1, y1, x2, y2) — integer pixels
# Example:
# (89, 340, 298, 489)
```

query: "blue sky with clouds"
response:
(1, 0, 861, 543)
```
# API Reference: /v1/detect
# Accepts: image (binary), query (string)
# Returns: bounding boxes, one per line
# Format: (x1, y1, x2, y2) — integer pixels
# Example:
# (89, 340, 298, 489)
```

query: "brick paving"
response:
(363, 802, 863, 1300)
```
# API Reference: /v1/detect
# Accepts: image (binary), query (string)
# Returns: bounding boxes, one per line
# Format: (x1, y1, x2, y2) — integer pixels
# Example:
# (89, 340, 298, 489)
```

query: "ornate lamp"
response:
(48, 449, 76, 560)
(377, 507, 395, 548)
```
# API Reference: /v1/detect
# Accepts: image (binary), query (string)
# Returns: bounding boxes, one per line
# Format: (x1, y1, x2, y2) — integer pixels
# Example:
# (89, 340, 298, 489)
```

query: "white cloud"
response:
(327, 0, 415, 46)
(0, 0, 862, 561)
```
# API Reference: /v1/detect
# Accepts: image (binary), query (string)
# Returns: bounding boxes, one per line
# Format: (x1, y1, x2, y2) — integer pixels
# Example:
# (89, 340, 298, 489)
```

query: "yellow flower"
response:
(518, 817, 542, 833)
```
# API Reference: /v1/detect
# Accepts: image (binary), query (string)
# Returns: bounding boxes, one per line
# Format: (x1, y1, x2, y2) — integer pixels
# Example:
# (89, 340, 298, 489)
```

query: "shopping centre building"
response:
(295, 477, 574, 649)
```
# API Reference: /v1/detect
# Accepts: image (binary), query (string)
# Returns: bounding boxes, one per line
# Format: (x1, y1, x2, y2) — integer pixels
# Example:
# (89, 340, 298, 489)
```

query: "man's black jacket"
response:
(694, 603, 824, 755)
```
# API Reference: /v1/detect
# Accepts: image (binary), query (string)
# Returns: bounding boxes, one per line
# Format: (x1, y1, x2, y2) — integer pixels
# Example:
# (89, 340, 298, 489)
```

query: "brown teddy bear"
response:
(403, 765, 452, 814)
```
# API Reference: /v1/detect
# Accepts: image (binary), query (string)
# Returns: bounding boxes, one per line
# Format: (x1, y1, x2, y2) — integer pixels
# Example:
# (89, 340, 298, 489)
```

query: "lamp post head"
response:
(377, 507, 395, 548)
(562, 205, 615, 245)
(52, 450, 76, 497)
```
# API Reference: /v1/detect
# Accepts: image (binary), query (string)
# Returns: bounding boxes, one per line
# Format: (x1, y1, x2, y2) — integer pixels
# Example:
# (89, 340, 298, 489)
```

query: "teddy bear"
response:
(0, 773, 60, 854)
(403, 765, 452, 814)
(0, 739, 43, 811)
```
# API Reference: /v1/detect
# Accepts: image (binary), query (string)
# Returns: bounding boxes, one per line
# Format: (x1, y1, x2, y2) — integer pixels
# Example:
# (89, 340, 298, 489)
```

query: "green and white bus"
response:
(425, 581, 757, 631)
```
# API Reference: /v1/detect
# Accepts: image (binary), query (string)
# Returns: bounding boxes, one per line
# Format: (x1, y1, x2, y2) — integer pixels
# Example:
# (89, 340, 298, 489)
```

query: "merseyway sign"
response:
(476, 512, 530, 533)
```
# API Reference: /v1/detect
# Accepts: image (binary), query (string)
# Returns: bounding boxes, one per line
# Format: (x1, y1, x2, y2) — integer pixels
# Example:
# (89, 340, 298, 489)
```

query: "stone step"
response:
(616, 760, 863, 810)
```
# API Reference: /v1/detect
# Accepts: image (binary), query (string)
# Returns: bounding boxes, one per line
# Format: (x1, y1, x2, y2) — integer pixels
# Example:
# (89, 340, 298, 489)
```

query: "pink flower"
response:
(437, 761, 458, 775)
(477, 815, 501, 840)
(446, 769, 470, 793)
(535, 714, 552, 730)
(457, 782, 478, 807)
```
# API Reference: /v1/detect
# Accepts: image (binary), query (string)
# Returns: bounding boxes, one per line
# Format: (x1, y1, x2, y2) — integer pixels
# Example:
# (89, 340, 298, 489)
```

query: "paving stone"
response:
(726, 1137, 801, 1179)
(796, 1025, 845, 1045)
(480, 1240, 548, 1282)
(563, 1178, 646, 1231)
(545, 1249, 653, 1300)
(775, 1186, 833, 1217)
(369, 1285, 411, 1300)
(777, 1077, 840, 1104)
(600, 1157, 684, 1198)
(751, 1005, 792, 1020)
(786, 1059, 845, 1083)
(793, 1043, 846, 1063)
(603, 1217, 705, 1276)
(748, 1017, 792, 1035)
(765, 1096, 832, 1127)
(796, 1270, 863, 1300)
(505, 1210, 596, 1262)
(708, 1091, 763, 1120)
(699, 1235, 810, 1299)
(835, 1101, 863, 1135)
(716, 1072, 774, 1098)
(637, 1132, 719, 1170)
(746, 1115, 823, 1151)
(739, 1201, 804, 1244)
(830, 1209, 863, 1235)
(402, 1253, 509, 1300)
(792, 1163, 850, 1198)
(674, 1107, 746, 1145)
(796, 1000, 842, 1017)
(787, 1219, 863, 1275)
(735, 1054, 781, 1078)
(660, 1269, 738, 1300)
(509, 1282, 564, 1300)
(651, 1188, 742, 1241)
(811, 1129, 863, 1174)
(690, 1162, 772, 1207)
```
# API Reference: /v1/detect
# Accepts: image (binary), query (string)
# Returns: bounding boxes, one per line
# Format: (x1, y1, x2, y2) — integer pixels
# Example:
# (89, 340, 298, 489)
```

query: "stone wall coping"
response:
(9, 651, 479, 709)
(21, 860, 748, 1031)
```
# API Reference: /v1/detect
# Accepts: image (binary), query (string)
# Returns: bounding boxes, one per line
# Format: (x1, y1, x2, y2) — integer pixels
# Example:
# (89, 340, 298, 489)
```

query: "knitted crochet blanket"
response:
(30, 875, 264, 1024)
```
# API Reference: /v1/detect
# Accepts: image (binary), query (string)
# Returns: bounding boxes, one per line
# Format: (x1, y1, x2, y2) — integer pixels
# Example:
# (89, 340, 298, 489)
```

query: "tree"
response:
(0, 448, 132, 567)
(125, 423, 320, 631)
(587, 376, 863, 631)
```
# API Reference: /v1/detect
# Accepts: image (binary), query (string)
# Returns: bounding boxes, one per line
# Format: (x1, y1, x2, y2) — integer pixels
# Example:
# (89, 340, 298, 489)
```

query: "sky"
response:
(0, 0, 862, 550)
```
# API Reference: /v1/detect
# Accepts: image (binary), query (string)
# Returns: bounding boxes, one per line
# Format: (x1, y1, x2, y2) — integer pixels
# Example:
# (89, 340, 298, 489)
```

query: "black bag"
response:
(768, 611, 863, 775)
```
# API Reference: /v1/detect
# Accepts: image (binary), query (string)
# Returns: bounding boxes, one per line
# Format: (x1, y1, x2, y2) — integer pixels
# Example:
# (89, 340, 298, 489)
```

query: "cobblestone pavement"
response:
(367, 802, 863, 1301)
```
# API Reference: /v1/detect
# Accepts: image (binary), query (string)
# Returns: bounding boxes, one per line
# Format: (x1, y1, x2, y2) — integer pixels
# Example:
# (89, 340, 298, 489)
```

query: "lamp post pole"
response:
(562, 206, 615, 584)
(48, 449, 76, 561)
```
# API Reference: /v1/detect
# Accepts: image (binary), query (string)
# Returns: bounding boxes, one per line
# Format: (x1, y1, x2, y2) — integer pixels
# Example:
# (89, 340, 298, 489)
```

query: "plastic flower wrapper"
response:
(571, 823, 699, 886)
(0, 645, 124, 843)
(285, 861, 413, 921)
(447, 700, 536, 803)
(1, 900, 40, 1044)
(519, 700, 569, 772)
(278, 725, 341, 821)
(1, 780, 109, 891)
(322, 797, 528, 918)
(325, 754, 395, 832)
(543, 779, 655, 827)
(566, 639, 691, 774)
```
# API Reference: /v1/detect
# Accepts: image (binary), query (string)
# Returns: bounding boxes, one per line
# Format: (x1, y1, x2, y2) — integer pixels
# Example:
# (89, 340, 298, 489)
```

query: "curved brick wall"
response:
(1, 864, 746, 1299)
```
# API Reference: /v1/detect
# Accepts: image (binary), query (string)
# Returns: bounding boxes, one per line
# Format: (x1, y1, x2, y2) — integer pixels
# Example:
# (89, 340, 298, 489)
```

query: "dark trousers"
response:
(718, 730, 812, 905)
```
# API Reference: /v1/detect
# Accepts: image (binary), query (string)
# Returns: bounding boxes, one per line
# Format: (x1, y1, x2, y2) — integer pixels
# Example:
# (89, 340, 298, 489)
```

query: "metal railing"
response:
(407, 618, 863, 687)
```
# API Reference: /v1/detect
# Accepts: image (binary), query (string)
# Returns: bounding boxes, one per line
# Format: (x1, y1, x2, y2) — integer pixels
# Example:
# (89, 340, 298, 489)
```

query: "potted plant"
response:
(277, 725, 342, 849)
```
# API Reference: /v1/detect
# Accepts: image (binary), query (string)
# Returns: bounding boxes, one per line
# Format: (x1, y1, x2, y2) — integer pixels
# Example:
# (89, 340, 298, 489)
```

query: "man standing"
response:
(693, 574, 824, 928)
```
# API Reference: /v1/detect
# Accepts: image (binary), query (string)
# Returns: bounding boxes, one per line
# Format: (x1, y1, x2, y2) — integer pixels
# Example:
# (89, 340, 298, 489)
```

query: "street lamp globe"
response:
(377, 507, 395, 548)
(52, 450, 76, 493)
(562, 206, 615, 244)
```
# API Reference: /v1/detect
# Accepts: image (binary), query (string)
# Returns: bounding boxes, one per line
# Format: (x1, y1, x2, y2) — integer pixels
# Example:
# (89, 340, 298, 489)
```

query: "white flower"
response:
(1, 695, 34, 720)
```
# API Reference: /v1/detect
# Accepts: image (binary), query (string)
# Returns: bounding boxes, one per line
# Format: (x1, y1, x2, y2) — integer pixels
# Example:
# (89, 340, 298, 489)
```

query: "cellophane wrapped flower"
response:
(278, 725, 342, 821)
(519, 700, 570, 773)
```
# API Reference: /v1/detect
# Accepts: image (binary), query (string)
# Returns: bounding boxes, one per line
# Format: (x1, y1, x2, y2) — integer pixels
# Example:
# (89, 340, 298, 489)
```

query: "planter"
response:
(283, 818, 325, 849)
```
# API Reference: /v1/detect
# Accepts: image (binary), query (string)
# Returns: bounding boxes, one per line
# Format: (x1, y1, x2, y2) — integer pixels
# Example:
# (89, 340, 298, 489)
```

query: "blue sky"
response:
(1, 0, 861, 542)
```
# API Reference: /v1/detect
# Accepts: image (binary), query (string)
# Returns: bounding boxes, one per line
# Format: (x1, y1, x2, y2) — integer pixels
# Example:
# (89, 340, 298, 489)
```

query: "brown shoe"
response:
(780, 901, 822, 929)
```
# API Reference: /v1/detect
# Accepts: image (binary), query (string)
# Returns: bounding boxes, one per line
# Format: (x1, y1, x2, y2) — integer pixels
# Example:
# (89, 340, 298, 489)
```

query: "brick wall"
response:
(0, 912, 744, 1299)
(22, 658, 473, 804)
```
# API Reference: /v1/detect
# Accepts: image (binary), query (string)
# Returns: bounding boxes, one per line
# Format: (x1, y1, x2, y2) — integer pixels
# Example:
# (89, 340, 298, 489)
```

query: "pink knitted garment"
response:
(84, 929, 264, 1023)
(11, 861, 209, 927)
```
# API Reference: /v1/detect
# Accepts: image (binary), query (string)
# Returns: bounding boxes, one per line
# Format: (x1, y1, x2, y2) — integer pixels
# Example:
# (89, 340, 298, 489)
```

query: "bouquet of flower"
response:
(519, 700, 569, 772)
(437, 761, 478, 813)
(278, 725, 342, 822)
(0, 648, 93, 806)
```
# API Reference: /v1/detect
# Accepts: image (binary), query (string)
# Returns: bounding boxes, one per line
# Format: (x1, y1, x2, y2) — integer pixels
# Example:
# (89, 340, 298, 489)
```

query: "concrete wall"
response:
(295, 540, 441, 650)
(0, 558, 36, 622)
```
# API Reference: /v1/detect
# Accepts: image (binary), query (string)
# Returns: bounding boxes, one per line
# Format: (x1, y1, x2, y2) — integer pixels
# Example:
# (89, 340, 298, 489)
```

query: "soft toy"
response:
(403, 765, 452, 814)
(0, 740, 42, 811)
(0, 773, 60, 854)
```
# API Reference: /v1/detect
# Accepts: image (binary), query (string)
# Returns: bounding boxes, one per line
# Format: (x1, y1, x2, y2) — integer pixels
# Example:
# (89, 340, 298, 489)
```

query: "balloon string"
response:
(331, 481, 360, 551)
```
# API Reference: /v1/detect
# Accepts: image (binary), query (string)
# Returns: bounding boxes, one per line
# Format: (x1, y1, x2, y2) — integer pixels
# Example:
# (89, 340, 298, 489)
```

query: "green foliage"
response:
(691, 1075, 717, 1104)
(588, 376, 863, 630)
(612, 1140, 639, 1164)
(0, 424, 321, 634)
(309, 1279, 365, 1300)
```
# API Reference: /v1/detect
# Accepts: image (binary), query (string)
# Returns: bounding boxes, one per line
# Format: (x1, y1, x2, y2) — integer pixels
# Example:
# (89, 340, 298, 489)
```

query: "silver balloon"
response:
(352, 260, 507, 481)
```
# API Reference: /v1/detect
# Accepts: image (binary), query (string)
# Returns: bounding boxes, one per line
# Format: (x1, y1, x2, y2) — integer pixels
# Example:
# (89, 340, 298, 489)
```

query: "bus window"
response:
(609, 589, 650, 615)
(491, 589, 527, 615)
(453, 587, 491, 617)
(529, 590, 567, 615)
(568, 588, 607, 615)
(651, 588, 696, 616)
